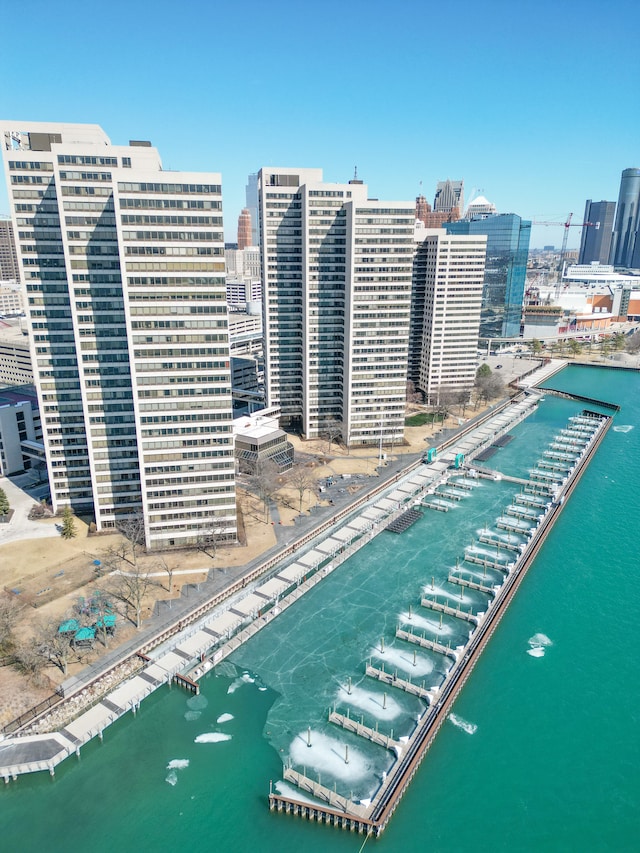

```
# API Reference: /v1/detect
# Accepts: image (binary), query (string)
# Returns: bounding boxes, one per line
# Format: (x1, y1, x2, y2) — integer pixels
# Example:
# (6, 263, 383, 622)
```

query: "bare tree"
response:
(32, 617, 74, 675)
(107, 565, 153, 629)
(476, 373, 505, 404)
(0, 593, 23, 653)
(321, 418, 343, 454)
(116, 514, 147, 566)
(287, 465, 316, 514)
(195, 528, 226, 560)
(247, 458, 280, 522)
(155, 556, 174, 593)
(434, 387, 458, 424)
(453, 388, 471, 418)
(13, 639, 46, 682)
(625, 331, 640, 354)
(405, 380, 422, 404)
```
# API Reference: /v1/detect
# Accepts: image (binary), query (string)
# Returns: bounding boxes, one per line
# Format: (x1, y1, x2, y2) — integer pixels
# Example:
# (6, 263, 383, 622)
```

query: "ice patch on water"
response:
(275, 781, 325, 807)
(528, 632, 553, 647)
(613, 425, 633, 433)
(335, 684, 404, 721)
(216, 713, 234, 724)
(167, 759, 189, 770)
(195, 732, 232, 744)
(448, 714, 477, 734)
(227, 672, 255, 694)
(527, 647, 545, 658)
(369, 644, 434, 677)
(165, 770, 178, 786)
(184, 710, 201, 721)
(186, 694, 208, 710)
(289, 729, 373, 783)
(448, 713, 477, 735)
(399, 611, 453, 636)
(215, 661, 238, 679)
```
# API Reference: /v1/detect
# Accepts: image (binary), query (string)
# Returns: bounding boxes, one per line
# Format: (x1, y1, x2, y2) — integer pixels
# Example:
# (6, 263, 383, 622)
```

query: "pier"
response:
(328, 710, 403, 753)
(395, 627, 458, 660)
(478, 533, 522, 552)
(266, 410, 612, 836)
(447, 574, 495, 595)
(420, 596, 479, 623)
(365, 664, 435, 701)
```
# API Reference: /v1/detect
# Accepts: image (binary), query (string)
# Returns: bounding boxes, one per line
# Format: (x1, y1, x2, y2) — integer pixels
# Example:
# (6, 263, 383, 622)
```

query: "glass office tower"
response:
(610, 168, 640, 269)
(445, 213, 531, 338)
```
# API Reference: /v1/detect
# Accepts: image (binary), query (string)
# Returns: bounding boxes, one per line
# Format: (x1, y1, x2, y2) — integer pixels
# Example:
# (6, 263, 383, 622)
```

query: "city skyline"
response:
(1, 0, 639, 251)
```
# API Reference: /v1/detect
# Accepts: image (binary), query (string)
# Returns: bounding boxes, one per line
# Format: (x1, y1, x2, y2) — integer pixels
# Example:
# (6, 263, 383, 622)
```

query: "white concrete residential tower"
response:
(258, 168, 414, 446)
(1, 122, 236, 550)
(415, 228, 487, 404)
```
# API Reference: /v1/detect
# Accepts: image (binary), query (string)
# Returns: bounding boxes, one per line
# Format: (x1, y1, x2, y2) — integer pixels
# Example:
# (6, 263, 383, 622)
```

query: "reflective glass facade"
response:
(445, 214, 531, 338)
(610, 168, 640, 269)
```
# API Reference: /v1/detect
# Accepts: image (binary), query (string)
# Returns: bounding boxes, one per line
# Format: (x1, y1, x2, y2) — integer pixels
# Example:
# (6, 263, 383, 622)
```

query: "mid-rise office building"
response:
(0, 319, 33, 384)
(446, 213, 531, 338)
(610, 168, 640, 269)
(410, 227, 486, 403)
(578, 199, 615, 265)
(1, 121, 236, 550)
(259, 168, 414, 446)
(0, 283, 24, 315)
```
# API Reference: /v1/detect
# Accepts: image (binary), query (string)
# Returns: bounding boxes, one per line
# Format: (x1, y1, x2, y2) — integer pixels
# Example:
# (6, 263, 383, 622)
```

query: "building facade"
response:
(1, 121, 236, 550)
(237, 207, 252, 249)
(610, 168, 640, 269)
(0, 385, 43, 476)
(0, 319, 33, 384)
(578, 199, 615, 265)
(411, 228, 486, 403)
(434, 179, 464, 215)
(259, 168, 414, 446)
(0, 217, 20, 281)
(446, 213, 531, 338)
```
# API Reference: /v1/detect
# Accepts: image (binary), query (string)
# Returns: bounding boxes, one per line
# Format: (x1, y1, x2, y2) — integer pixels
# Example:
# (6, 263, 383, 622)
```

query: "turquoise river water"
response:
(1, 365, 639, 852)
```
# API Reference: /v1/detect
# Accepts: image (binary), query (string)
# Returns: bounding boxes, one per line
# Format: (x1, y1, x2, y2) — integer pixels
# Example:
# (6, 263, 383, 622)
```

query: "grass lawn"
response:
(404, 412, 438, 427)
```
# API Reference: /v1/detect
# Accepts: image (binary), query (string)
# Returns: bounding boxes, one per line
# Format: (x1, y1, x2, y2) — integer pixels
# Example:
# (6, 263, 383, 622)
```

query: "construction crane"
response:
(533, 213, 595, 298)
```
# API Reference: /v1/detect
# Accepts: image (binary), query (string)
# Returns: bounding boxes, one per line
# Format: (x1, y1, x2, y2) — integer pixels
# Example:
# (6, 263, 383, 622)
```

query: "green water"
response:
(2, 366, 639, 852)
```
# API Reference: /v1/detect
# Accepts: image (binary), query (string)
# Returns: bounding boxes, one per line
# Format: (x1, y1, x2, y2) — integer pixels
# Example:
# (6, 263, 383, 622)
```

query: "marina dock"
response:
(270, 407, 612, 835)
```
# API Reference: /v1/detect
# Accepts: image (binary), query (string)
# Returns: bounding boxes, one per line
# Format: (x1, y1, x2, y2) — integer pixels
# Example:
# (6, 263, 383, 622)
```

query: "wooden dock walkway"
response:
(365, 664, 435, 701)
(328, 710, 403, 753)
(395, 627, 457, 659)
(463, 553, 512, 572)
(447, 574, 495, 595)
(420, 596, 479, 623)
(478, 533, 522, 552)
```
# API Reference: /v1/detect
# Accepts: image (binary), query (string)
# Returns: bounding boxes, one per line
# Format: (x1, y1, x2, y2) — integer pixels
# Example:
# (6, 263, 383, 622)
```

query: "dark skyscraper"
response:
(578, 200, 615, 265)
(610, 168, 640, 269)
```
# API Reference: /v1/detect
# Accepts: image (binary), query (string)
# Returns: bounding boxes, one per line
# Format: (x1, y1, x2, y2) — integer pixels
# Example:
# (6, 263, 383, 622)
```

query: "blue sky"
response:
(1, 0, 639, 249)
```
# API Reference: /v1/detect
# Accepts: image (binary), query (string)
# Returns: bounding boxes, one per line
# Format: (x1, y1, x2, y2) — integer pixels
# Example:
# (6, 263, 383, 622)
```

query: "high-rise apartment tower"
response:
(410, 228, 486, 403)
(259, 168, 415, 447)
(1, 122, 236, 550)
